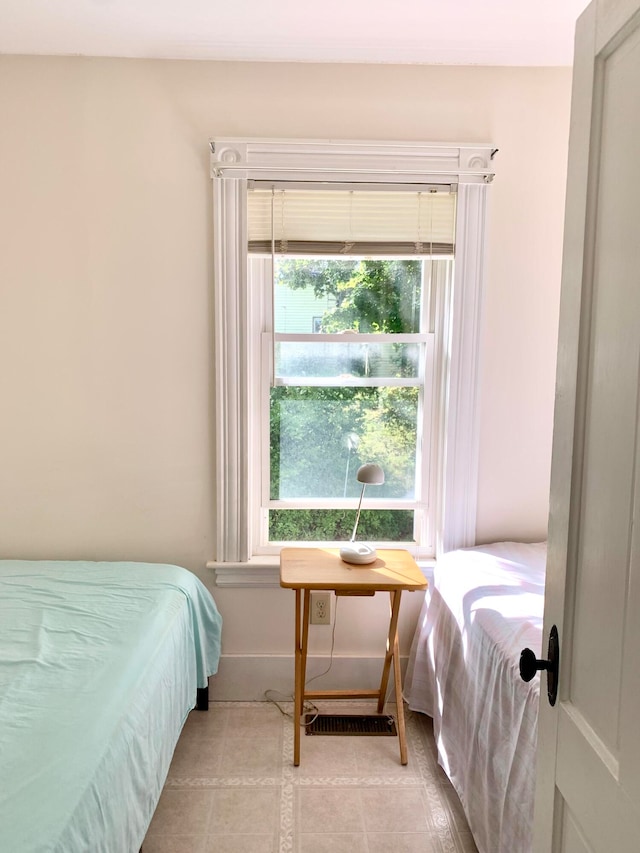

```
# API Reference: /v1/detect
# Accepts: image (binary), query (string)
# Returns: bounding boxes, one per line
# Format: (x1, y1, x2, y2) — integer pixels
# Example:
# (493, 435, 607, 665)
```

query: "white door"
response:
(533, 1, 640, 850)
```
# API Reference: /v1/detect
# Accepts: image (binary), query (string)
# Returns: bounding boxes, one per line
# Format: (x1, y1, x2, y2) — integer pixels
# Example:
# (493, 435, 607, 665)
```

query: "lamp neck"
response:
(350, 482, 367, 542)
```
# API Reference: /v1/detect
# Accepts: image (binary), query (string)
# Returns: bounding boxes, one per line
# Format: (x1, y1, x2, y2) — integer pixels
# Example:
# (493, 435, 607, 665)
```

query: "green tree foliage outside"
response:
(269, 259, 422, 543)
(269, 509, 415, 542)
(275, 259, 421, 333)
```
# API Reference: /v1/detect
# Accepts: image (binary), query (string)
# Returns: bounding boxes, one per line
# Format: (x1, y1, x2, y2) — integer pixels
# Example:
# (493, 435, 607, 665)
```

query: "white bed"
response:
(404, 541, 546, 853)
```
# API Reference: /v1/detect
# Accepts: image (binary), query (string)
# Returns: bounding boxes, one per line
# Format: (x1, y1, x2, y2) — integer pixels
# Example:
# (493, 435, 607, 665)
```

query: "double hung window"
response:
(209, 139, 494, 581)
(248, 186, 455, 554)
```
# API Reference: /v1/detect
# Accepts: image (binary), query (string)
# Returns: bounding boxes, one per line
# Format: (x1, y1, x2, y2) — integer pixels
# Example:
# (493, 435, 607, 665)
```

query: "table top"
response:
(279, 547, 427, 592)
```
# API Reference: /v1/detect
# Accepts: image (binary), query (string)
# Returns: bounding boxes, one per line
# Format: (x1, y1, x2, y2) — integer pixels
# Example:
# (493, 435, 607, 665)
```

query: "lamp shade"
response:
(356, 463, 385, 486)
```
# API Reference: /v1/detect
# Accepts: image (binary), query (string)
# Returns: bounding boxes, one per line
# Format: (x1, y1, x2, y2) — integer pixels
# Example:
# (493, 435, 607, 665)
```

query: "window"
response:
(209, 139, 494, 584)
(248, 185, 455, 554)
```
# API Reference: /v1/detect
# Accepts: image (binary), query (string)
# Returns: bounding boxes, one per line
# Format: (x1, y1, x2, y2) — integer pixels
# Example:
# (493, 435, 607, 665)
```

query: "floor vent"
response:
(304, 713, 397, 736)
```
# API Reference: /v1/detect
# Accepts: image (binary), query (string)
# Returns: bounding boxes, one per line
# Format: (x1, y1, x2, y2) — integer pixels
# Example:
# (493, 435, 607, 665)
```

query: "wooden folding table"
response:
(279, 547, 427, 766)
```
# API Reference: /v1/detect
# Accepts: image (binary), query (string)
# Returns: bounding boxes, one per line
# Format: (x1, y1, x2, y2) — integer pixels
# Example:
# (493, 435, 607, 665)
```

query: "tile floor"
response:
(143, 700, 478, 853)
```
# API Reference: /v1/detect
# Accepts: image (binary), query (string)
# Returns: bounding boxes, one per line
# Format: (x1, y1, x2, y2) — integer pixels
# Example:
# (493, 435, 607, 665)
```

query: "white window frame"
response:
(207, 138, 494, 586)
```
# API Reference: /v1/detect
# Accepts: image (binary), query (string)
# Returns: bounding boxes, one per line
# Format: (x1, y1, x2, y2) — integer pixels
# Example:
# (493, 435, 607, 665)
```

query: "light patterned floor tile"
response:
(218, 735, 283, 776)
(296, 735, 358, 777)
(146, 789, 214, 836)
(298, 832, 369, 853)
(351, 734, 421, 779)
(207, 788, 280, 835)
(297, 787, 365, 834)
(203, 835, 276, 853)
(369, 832, 456, 853)
(143, 700, 478, 853)
(360, 787, 430, 833)
(168, 731, 225, 777)
(142, 836, 208, 853)
(225, 704, 285, 738)
(182, 703, 231, 737)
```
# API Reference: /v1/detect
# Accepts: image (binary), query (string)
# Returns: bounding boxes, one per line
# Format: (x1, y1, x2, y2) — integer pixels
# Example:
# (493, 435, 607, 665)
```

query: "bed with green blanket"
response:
(0, 560, 222, 852)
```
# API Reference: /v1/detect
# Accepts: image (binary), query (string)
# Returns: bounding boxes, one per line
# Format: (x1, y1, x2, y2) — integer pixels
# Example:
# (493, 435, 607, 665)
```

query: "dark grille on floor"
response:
(304, 714, 398, 736)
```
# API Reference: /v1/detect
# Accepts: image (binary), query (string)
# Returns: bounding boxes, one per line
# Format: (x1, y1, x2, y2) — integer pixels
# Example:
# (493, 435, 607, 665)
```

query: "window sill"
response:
(207, 554, 435, 588)
(207, 557, 281, 587)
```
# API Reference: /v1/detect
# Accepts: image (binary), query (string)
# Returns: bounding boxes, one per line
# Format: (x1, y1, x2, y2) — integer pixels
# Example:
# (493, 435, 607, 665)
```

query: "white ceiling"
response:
(0, 0, 590, 66)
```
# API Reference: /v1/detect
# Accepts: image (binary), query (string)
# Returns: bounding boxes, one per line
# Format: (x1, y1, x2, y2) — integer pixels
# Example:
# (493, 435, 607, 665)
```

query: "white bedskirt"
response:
(405, 541, 546, 853)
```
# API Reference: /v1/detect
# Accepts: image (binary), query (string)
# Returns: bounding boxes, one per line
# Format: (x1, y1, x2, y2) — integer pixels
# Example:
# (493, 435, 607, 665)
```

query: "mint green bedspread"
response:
(0, 561, 222, 852)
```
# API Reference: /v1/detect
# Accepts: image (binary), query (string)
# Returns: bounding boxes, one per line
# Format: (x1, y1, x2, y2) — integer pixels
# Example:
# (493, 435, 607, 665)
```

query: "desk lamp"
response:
(339, 463, 385, 564)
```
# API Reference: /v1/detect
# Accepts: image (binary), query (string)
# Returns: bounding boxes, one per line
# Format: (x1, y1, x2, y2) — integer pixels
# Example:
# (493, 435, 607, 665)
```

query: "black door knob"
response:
(519, 648, 550, 681)
(519, 624, 559, 706)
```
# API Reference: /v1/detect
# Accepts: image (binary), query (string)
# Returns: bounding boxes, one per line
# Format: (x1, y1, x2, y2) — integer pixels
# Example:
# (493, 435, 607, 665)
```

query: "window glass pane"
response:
(274, 258, 422, 334)
(269, 509, 415, 543)
(276, 341, 421, 380)
(270, 386, 418, 500)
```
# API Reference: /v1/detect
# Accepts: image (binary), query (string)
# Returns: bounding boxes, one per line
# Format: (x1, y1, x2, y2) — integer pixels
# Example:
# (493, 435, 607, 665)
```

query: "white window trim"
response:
(207, 138, 494, 586)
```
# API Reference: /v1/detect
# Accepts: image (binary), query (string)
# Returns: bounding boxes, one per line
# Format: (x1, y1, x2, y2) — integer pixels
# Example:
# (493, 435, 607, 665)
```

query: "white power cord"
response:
(264, 596, 340, 727)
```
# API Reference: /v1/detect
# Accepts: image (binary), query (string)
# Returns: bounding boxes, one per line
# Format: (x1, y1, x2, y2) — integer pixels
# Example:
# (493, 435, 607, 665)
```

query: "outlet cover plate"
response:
(310, 591, 332, 625)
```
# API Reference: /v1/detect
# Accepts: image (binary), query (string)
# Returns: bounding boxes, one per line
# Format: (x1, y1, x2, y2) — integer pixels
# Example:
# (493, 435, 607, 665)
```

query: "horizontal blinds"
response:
(248, 187, 456, 256)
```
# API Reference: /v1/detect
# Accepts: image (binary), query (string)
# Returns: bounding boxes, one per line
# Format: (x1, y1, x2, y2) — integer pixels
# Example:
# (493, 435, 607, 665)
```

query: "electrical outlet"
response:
(310, 591, 332, 625)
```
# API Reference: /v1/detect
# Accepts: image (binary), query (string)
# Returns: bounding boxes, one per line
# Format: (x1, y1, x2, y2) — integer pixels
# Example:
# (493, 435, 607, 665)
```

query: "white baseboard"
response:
(209, 654, 409, 702)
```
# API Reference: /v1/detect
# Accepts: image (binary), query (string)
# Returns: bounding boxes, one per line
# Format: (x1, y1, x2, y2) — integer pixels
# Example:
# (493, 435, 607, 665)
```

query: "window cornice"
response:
(210, 138, 496, 185)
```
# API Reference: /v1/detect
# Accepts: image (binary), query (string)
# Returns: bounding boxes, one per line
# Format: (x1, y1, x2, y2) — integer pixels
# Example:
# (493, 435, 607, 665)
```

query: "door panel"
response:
(619, 357, 640, 804)
(561, 807, 592, 853)
(534, 1, 640, 849)
(572, 24, 640, 739)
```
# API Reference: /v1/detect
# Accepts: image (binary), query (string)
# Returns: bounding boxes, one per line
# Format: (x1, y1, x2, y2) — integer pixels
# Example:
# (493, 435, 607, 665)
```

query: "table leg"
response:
(377, 590, 402, 713)
(392, 621, 408, 765)
(294, 589, 311, 767)
(300, 590, 310, 705)
(376, 590, 407, 765)
(294, 589, 301, 766)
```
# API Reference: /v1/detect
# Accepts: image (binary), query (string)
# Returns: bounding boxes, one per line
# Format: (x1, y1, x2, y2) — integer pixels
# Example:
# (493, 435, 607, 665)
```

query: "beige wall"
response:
(0, 57, 572, 682)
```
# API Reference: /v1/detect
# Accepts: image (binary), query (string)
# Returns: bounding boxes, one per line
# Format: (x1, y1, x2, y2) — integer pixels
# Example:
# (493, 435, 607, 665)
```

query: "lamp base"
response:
(339, 543, 378, 565)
